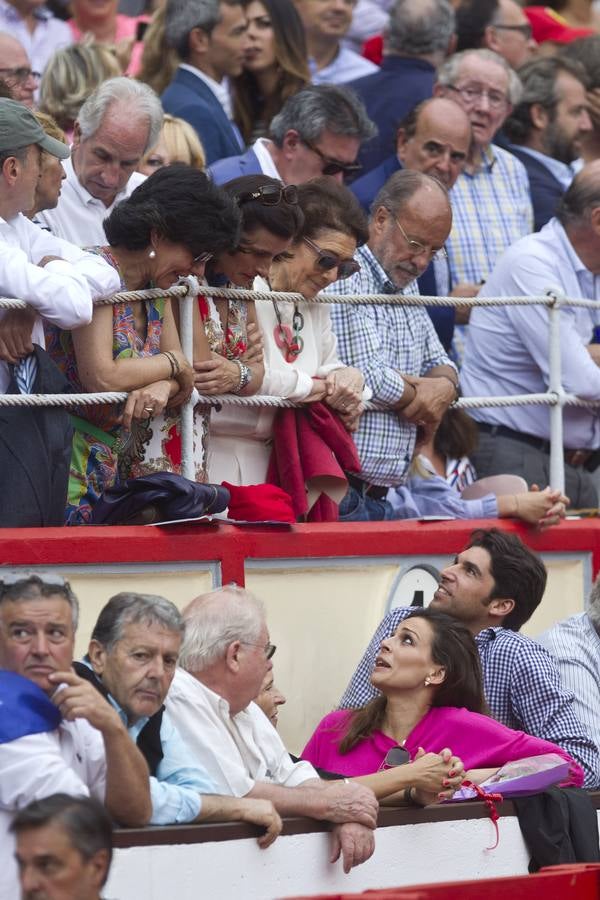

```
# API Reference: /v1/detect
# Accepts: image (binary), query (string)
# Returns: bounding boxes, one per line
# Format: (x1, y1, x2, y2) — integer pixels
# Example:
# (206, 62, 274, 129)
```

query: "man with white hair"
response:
(538, 574, 600, 756)
(166, 586, 378, 874)
(38, 77, 163, 245)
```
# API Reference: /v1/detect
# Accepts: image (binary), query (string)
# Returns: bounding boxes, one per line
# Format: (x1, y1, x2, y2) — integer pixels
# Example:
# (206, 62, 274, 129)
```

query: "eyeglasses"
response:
(378, 746, 411, 770)
(0, 66, 40, 83)
(303, 236, 360, 280)
(392, 215, 448, 263)
(302, 139, 362, 178)
(192, 250, 213, 265)
(493, 22, 533, 39)
(447, 83, 509, 111)
(237, 184, 298, 206)
(241, 640, 277, 660)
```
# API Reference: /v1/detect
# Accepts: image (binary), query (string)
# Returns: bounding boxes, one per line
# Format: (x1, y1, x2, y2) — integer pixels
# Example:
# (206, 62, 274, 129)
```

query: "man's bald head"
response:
(557, 161, 600, 274)
(0, 33, 36, 108)
(397, 97, 471, 189)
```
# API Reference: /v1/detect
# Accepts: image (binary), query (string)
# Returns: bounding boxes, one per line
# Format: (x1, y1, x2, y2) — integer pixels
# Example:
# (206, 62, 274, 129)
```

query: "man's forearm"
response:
(103, 727, 152, 826)
(248, 780, 328, 818)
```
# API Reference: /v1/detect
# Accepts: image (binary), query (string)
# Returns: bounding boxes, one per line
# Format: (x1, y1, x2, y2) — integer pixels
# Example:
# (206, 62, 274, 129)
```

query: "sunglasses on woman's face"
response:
(237, 184, 299, 206)
(303, 236, 360, 280)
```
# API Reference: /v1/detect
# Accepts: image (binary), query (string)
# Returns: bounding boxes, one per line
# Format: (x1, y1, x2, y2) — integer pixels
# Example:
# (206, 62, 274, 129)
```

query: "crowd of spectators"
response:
(2, 526, 600, 896)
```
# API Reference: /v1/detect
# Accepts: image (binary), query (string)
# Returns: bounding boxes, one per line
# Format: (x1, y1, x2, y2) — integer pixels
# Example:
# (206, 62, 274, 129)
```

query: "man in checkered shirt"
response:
(327, 169, 459, 521)
(339, 528, 600, 788)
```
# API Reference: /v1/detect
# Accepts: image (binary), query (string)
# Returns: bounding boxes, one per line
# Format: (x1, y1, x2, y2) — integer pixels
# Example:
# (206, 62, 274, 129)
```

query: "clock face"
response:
(389, 564, 441, 610)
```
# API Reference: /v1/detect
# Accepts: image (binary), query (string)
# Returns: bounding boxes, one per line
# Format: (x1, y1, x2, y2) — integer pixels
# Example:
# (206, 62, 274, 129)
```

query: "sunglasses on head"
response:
(302, 139, 362, 178)
(303, 237, 360, 280)
(237, 184, 299, 206)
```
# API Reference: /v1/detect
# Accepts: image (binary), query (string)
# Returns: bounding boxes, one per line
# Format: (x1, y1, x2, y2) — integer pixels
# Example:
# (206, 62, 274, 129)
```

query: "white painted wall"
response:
(105, 815, 533, 900)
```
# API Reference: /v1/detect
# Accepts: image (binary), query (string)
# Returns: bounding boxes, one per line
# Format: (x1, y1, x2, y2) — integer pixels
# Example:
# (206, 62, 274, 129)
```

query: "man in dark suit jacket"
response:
(162, 0, 248, 165)
(350, 98, 471, 349)
(347, 0, 456, 174)
(503, 56, 592, 231)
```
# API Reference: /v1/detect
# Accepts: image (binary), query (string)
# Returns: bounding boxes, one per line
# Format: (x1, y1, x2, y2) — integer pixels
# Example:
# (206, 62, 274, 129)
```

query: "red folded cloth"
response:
(362, 34, 383, 65)
(267, 402, 361, 522)
(222, 481, 296, 523)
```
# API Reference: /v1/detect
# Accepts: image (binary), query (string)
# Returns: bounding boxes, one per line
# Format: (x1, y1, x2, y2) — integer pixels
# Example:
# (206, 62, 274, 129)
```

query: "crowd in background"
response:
(2, 0, 600, 529)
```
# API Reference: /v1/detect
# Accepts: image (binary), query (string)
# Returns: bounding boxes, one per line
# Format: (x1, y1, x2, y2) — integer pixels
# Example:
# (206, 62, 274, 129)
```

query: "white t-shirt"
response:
(0, 719, 107, 900)
(166, 669, 317, 797)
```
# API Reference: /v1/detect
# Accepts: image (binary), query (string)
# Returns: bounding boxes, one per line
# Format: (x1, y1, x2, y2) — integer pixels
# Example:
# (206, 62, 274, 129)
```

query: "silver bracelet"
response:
(231, 358, 251, 394)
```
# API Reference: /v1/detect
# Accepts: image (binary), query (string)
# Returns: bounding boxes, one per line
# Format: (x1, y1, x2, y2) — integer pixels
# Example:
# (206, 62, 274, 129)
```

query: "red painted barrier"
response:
(283, 863, 600, 900)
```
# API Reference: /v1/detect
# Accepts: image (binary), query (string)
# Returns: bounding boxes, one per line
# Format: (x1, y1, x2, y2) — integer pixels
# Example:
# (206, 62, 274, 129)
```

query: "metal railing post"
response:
(177, 276, 199, 482)
(547, 291, 565, 493)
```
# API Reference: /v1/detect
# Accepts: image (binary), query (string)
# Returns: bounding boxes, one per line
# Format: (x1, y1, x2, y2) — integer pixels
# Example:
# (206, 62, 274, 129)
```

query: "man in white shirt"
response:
(167, 585, 378, 874)
(0, 572, 152, 900)
(162, 0, 249, 164)
(294, 0, 378, 85)
(38, 77, 163, 245)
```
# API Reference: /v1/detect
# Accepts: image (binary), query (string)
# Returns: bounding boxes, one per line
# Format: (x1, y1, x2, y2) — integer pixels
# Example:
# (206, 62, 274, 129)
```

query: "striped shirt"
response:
(447, 144, 534, 286)
(538, 612, 600, 764)
(340, 605, 600, 788)
(327, 244, 453, 486)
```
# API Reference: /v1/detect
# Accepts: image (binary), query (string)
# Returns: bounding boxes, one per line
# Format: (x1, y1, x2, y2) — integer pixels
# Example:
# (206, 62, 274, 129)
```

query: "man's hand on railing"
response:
(401, 375, 456, 427)
(0, 307, 36, 363)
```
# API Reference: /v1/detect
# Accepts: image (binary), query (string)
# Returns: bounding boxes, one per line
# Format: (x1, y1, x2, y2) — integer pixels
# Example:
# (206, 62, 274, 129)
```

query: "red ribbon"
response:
(461, 780, 503, 850)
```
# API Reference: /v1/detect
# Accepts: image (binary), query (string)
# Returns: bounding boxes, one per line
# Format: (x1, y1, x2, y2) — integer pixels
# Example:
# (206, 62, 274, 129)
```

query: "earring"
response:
(424, 677, 431, 686)
(149, 249, 156, 259)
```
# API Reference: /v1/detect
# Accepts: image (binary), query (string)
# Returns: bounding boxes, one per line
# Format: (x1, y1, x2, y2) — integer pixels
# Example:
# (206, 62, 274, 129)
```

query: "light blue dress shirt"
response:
(461, 217, 600, 448)
(310, 45, 378, 85)
(508, 145, 575, 192)
(105, 691, 215, 825)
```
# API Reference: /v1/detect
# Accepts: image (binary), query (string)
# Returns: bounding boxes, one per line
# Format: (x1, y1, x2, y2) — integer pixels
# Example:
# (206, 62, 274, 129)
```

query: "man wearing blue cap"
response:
(0, 98, 120, 526)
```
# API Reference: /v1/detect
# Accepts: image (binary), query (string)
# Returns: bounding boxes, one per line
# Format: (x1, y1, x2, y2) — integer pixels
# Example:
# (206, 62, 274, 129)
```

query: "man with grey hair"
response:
(435, 48, 533, 301)
(538, 574, 600, 756)
(75, 592, 282, 844)
(166, 585, 378, 874)
(37, 77, 162, 244)
(0, 572, 151, 900)
(326, 169, 458, 520)
(461, 161, 600, 508)
(162, 0, 248, 165)
(209, 83, 375, 186)
(347, 0, 455, 174)
(504, 57, 592, 231)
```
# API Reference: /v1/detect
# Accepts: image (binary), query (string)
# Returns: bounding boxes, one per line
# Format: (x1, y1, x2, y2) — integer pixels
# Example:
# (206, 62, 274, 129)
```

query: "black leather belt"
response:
(346, 473, 389, 500)
(477, 422, 600, 471)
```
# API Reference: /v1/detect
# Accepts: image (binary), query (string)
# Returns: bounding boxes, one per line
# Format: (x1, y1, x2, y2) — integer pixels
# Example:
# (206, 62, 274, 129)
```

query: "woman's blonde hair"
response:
(39, 40, 121, 132)
(139, 114, 206, 171)
(137, 4, 180, 96)
(33, 111, 67, 145)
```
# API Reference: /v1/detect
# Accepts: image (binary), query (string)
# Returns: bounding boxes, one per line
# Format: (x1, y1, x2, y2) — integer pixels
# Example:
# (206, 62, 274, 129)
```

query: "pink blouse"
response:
(301, 706, 583, 786)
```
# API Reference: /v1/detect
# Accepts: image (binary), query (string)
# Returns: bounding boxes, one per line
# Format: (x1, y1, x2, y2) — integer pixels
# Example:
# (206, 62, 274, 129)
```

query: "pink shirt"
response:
(68, 14, 147, 75)
(301, 706, 584, 786)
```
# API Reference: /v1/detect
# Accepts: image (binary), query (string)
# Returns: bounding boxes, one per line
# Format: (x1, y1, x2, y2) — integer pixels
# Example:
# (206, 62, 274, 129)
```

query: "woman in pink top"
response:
(69, 0, 148, 75)
(302, 608, 583, 805)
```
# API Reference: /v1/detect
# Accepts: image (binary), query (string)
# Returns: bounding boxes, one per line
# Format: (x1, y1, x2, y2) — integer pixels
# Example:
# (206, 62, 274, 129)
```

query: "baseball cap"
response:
(524, 6, 595, 44)
(0, 98, 69, 159)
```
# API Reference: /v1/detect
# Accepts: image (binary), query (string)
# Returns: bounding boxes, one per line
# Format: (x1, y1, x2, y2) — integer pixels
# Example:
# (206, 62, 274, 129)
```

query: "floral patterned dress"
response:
(45, 247, 165, 525)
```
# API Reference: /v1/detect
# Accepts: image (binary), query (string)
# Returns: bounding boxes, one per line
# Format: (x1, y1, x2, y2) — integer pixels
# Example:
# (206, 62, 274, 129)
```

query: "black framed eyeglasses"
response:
(0, 66, 40, 83)
(303, 236, 360, 280)
(302, 139, 362, 178)
(241, 640, 277, 660)
(379, 746, 411, 770)
(237, 184, 299, 206)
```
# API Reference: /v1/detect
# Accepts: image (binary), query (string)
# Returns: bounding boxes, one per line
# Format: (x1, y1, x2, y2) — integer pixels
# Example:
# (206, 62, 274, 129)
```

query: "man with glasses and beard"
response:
(326, 169, 458, 522)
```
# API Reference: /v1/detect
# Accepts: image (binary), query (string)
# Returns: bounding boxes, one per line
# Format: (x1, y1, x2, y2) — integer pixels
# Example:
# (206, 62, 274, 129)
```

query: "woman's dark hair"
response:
(296, 177, 369, 247)
(221, 174, 304, 241)
(103, 163, 241, 257)
(232, 0, 310, 144)
(338, 607, 488, 754)
(434, 408, 479, 461)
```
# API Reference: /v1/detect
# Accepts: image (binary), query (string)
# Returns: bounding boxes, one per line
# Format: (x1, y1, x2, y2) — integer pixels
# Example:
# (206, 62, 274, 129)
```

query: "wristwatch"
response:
(232, 359, 252, 393)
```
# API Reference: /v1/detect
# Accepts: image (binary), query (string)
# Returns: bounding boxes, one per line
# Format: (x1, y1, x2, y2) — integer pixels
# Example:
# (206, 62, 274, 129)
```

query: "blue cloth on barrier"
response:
(0, 670, 61, 744)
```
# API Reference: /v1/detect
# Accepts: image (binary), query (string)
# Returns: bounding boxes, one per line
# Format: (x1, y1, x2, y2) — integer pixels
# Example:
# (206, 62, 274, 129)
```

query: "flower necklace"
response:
(272, 298, 305, 363)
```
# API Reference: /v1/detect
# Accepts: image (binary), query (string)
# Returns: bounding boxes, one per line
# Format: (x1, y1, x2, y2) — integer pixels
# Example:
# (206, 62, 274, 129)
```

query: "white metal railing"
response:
(1, 279, 598, 495)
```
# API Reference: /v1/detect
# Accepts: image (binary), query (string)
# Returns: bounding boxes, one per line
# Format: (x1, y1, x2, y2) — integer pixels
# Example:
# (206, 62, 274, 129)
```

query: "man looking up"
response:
(504, 57, 592, 230)
(0, 573, 151, 900)
(294, 0, 377, 85)
(78, 592, 282, 843)
(327, 170, 458, 521)
(166, 585, 378, 874)
(38, 77, 163, 245)
(163, 0, 248, 164)
(209, 84, 375, 186)
(341, 529, 600, 788)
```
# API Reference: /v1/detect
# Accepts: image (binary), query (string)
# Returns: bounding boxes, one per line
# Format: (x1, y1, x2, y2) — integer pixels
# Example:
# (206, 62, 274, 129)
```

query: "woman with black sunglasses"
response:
(203, 177, 370, 487)
(301, 607, 583, 805)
